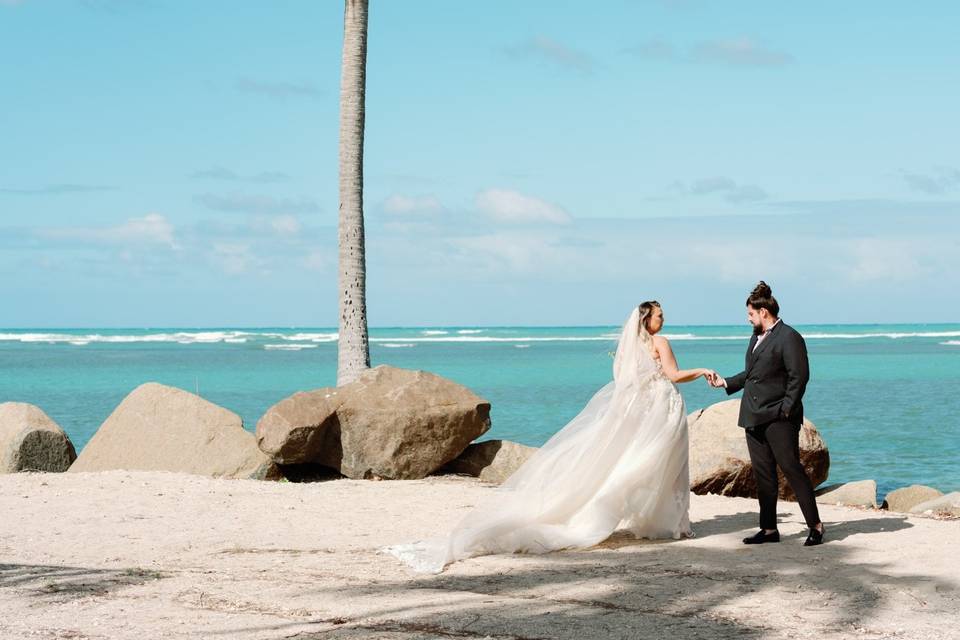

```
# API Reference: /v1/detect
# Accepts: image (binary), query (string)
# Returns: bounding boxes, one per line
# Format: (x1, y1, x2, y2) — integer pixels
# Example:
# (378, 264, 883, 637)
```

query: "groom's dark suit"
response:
(724, 320, 821, 530)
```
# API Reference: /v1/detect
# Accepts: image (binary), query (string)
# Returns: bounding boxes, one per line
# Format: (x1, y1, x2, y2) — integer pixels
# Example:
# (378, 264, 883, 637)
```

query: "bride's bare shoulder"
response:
(652, 334, 670, 348)
(651, 334, 672, 358)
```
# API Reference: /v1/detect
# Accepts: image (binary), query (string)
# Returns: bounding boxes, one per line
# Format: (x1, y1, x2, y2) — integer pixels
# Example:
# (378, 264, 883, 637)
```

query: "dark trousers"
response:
(745, 420, 821, 530)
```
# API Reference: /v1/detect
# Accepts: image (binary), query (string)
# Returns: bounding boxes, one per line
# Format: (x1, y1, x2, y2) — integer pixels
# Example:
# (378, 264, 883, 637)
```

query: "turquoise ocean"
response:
(2, 324, 958, 497)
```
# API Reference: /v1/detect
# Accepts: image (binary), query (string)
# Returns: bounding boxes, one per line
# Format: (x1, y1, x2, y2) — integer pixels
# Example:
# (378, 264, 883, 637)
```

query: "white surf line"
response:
(264, 344, 319, 350)
(4, 329, 960, 345)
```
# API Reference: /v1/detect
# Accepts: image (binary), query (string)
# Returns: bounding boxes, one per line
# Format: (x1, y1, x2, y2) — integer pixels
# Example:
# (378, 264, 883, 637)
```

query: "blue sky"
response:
(1, 0, 958, 327)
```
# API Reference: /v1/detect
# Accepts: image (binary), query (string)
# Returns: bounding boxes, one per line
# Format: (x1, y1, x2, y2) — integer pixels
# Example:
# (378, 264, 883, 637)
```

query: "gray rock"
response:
(882, 485, 944, 513)
(441, 439, 537, 484)
(0, 402, 77, 473)
(257, 366, 491, 480)
(815, 480, 878, 508)
(70, 383, 279, 480)
(909, 491, 960, 517)
(688, 399, 830, 500)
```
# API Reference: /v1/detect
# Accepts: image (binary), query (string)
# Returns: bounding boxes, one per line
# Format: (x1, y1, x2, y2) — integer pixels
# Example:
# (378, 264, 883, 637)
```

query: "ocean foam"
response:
(280, 333, 339, 342)
(801, 331, 960, 340)
(942, 341, 960, 346)
(264, 344, 318, 351)
(381, 343, 415, 348)
(665, 331, 960, 341)
(2, 328, 960, 346)
(0, 331, 260, 344)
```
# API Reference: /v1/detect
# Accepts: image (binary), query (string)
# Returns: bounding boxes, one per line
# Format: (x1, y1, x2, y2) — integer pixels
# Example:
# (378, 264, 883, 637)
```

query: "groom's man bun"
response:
(746, 281, 780, 317)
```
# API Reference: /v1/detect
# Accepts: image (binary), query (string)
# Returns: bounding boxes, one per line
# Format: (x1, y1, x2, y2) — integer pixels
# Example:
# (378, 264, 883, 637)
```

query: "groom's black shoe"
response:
(742, 530, 780, 544)
(804, 526, 825, 546)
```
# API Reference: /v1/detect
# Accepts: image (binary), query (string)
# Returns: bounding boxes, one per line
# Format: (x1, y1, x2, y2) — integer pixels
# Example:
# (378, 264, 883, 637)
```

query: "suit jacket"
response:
(724, 320, 809, 429)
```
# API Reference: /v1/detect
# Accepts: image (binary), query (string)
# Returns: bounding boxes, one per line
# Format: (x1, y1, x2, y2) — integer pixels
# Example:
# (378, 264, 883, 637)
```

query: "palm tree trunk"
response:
(337, 0, 371, 385)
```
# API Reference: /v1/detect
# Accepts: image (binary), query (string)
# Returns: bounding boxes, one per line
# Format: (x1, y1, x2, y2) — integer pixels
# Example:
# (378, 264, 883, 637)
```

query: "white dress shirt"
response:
(720, 318, 782, 387)
(752, 318, 782, 353)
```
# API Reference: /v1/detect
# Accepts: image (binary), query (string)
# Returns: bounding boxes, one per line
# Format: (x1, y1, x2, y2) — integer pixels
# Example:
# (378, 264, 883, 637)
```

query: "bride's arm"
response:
(653, 336, 713, 384)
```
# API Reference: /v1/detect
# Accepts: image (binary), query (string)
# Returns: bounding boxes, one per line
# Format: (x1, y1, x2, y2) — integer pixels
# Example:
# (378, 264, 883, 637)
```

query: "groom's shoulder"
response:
(779, 322, 805, 343)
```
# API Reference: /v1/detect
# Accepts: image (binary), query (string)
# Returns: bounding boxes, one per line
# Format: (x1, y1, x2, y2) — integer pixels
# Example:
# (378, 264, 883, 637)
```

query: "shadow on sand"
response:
(202, 512, 952, 640)
(0, 562, 167, 603)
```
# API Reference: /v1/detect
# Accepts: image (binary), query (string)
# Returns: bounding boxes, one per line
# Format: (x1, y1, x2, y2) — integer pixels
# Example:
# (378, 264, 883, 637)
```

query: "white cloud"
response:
(210, 243, 254, 275)
(679, 239, 800, 283)
(42, 213, 178, 249)
(476, 189, 572, 225)
(113, 214, 177, 246)
(846, 238, 928, 283)
(270, 214, 301, 236)
(248, 214, 302, 237)
(383, 194, 444, 215)
(447, 233, 555, 275)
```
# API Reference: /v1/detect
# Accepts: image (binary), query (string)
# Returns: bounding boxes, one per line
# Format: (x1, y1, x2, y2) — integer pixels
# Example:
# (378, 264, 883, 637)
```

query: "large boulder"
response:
(0, 402, 77, 473)
(909, 492, 960, 517)
(688, 399, 829, 500)
(70, 383, 278, 480)
(441, 439, 537, 484)
(815, 480, 878, 508)
(256, 389, 346, 465)
(256, 365, 491, 480)
(882, 485, 944, 513)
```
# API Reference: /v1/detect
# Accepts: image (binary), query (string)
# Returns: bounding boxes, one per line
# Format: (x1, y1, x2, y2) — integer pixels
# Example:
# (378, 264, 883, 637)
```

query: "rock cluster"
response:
(257, 365, 491, 480)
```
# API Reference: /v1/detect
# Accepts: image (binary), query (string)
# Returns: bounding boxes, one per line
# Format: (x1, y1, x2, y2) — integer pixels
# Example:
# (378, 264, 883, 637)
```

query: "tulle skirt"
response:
(383, 372, 692, 574)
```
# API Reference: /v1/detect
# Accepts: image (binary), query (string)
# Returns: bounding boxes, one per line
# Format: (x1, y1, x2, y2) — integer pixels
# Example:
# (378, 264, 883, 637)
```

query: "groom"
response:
(709, 282, 825, 546)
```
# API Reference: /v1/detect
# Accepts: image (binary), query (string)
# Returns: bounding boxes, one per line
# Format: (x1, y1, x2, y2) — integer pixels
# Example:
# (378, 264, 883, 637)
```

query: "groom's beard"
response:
(752, 324, 764, 336)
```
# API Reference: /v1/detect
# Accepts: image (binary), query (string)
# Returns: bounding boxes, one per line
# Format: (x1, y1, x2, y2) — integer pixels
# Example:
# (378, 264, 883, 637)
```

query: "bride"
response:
(384, 301, 717, 573)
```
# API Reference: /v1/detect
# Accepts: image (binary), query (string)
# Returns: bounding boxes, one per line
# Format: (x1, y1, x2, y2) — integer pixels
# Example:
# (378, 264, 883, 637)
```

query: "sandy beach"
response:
(1, 471, 957, 640)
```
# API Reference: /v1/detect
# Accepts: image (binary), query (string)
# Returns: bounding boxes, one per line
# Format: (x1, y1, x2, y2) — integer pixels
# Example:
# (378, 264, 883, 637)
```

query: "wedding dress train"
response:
(383, 308, 692, 573)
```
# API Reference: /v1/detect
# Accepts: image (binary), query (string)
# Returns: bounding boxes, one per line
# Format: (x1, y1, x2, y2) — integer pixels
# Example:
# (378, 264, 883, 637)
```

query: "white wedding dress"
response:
(383, 308, 692, 573)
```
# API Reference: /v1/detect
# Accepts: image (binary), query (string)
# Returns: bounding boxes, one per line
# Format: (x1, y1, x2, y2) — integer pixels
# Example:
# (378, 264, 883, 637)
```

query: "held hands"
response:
(703, 370, 725, 388)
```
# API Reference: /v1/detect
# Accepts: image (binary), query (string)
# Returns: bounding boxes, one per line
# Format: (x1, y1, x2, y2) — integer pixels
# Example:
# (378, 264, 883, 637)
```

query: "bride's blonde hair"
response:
(637, 300, 661, 346)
